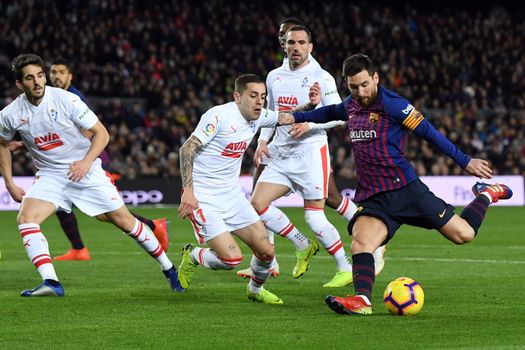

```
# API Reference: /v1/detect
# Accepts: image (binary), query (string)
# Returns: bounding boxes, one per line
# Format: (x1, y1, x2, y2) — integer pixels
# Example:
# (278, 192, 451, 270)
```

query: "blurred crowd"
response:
(1, 0, 523, 179)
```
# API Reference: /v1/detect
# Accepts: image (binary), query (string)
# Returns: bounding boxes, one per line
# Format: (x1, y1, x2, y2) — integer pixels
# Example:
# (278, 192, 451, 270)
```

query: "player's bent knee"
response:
(453, 228, 476, 245)
(218, 255, 243, 270)
(304, 210, 327, 233)
(16, 213, 37, 225)
(95, 213, 109, 222)
(250, 198, 268, 213)
(255, 248, 274, 261)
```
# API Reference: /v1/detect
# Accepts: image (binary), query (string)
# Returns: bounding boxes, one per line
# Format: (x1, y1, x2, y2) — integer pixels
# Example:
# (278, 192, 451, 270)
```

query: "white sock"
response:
(19, 223, 58, 281)
(336, 196, 358, 222)
(127, 219, 172, 270)
(304, 209, 352, 271)
(259, 205, 310, 250)
(248, 254, 274, 293)
(191, 247, 242, 270)
(267, 229, 275, 246)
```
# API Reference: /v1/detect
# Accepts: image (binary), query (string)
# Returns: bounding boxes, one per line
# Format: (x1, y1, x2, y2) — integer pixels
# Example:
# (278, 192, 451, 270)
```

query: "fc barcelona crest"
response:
(369, 112, 379, 124)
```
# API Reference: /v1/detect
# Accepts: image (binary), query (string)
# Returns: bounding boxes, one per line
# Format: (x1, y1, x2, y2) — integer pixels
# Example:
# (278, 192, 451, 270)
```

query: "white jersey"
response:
(0, 86, 99, 175)
(265, 60, 342, 157)
(191, 102, 278, 195)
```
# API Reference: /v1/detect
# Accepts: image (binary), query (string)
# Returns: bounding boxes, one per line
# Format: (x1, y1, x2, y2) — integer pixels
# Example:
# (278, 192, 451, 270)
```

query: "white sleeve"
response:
(191, 108, 223, 146)
(257, 109, 278, 141)
(259, 127, 275, 142)
(319, 71, 342, 106)
(308, 120, 346, 130)
(259, 73, 278, 142)
(305, 71, 344, 131)
(265, 72, 277, 111)
(67, 94, 99, 130)
(0, 110, 15, 141)
(258, 109, 278, 128)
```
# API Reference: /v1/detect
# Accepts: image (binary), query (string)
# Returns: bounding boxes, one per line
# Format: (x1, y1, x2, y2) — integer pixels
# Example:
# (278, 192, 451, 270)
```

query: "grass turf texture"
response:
(0, 206, 524, 349)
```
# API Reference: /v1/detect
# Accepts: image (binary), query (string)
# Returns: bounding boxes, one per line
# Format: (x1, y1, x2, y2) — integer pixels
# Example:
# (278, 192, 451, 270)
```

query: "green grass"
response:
(0, 206, 524, 349)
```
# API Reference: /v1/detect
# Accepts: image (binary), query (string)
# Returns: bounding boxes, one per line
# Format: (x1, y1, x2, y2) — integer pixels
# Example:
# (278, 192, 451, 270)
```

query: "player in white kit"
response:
(0, 54, 183, 296)
(249, 26, 356, 288)
(177, 74, 284, 304)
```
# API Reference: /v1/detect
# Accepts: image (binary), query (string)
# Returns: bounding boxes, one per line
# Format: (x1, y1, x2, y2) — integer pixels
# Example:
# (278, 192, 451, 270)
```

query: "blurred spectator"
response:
(0, 0, 523, 178)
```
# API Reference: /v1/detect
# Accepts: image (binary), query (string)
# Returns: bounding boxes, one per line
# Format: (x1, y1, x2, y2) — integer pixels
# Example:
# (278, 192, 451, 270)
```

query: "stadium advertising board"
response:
(0, 176, 522, 210)
(0, 177, 182, 210)
(239, 175, 524, 207)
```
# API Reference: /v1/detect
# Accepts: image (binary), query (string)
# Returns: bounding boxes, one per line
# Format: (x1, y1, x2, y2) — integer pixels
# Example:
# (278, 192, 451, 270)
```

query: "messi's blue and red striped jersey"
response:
(293, 85, 471, 202)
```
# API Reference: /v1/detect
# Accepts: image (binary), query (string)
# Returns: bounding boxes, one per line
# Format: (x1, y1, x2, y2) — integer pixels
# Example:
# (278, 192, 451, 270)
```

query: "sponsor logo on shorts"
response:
(438, 208, 446, 218)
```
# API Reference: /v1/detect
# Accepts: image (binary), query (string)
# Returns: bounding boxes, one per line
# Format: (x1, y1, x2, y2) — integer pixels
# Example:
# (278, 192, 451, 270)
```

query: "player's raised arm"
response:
(178, 135, 203, 218)
(398, 104, 493, 179)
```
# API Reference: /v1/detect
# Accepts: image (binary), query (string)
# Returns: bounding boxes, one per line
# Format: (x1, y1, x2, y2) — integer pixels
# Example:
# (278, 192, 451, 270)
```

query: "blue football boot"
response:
(21, 279, 65, 297)
(163, 265, 185, 292)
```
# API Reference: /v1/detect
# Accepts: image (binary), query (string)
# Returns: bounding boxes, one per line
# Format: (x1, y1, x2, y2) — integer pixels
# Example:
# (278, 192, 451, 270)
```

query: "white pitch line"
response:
(89, 252, 525, 264)
(2, 250, 524, 265)
(387, 256, 525, 265)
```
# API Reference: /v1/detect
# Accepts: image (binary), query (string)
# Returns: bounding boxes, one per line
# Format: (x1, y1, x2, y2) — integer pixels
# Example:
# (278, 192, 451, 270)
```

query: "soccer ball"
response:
(383, 277, 424, 315)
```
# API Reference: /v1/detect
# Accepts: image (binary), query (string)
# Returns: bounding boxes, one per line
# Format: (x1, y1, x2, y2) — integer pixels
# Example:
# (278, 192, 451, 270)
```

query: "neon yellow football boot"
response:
(178, 243, 197, 289)
(247, 286, 284, 305)
(292, 240, 319, 278)
(323, 271, 354, 288)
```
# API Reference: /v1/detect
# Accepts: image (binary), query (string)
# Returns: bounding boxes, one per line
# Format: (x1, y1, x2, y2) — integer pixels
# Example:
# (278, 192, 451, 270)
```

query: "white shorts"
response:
(24, 165, 124, 216)
(190, 187, 260, 244)
(257, 143, 330, 200)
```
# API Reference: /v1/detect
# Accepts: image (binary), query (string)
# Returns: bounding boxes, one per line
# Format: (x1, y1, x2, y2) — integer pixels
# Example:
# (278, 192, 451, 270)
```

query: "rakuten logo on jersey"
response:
(221, 141, 247, 158)
(349, 129, 377, 142)
(277, 96, 299, 111)
(120, 190, 163, 206)
(34, 132, 63, 151)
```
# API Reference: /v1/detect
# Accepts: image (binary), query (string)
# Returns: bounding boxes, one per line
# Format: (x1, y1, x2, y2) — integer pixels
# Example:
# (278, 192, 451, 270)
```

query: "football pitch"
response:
(0, 206, 524, 349)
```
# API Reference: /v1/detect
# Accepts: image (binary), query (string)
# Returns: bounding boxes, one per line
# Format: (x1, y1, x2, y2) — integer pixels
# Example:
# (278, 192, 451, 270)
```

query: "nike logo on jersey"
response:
(34, 132, 64, 151)
(438, 208, 446, 218)
(19, 117, 29, 125)
(221, 141, 247, 158)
